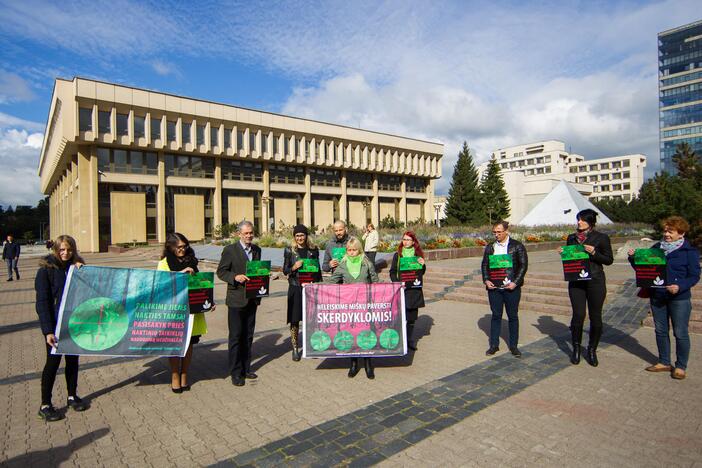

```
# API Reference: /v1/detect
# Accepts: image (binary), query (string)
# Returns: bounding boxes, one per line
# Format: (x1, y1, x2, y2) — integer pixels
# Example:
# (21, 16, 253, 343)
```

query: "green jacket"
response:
(326, 256, 379, 284)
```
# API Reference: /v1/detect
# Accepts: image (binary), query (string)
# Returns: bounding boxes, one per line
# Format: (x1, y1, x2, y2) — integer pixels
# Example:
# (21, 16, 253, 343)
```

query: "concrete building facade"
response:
(477, 140, 646, 223)
(658, 19, 702, 173)
(38, 77, 443, 252)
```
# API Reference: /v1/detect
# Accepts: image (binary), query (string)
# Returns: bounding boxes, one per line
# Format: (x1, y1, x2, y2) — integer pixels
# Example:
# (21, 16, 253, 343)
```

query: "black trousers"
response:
(41, 343, 79, 405)
(568, 277, 606, 347)
(228, 302, 258, 378)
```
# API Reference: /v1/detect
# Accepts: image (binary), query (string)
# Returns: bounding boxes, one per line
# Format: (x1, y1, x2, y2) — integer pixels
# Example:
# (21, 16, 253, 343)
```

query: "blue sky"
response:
(0, 0, 697, 207)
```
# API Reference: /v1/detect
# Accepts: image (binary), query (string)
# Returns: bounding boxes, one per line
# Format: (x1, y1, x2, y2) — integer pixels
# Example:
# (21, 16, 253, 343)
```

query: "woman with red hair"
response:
(389, 231, 426, 350)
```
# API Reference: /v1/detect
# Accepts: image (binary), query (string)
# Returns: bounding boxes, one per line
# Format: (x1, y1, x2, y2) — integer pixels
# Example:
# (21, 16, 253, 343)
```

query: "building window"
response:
(222, 160, 263, 182)
(536, 157, 544, 164)
(613, 184, 622, 191)
(623, 183, 630, 190)
(197, 125, 205, 145)
(347, 171, 372, 189)
(98, 110, 111, 133)
(310, 168, 340, 187)
(97, 147, 158, 175)
(600, 185, 610, 192)
(612, 161, 621, 168)
(249, 131, 256, 153)
(182, 122, 191, 144)
(589, 164, 597, 171)
(224, 128, 231, 148)
(623, 171, 630, 179)
(378, 175, 401, 191)
(305, 140, 310, 158)
(284, 138, 289, 156)
(116, 113, 129, 136)
(545, 155, 551, 162)
(165, 154, 214, 178)
(79, 107, 92, 132)
(269, 164, 304, 184)
(167, 121, 177, 142)
(151, 117, 161, 140)
(624, 194, 631, 201)
(210, 126, 218, 147)
(601, 174, 610, 180)
(589, 175, 598, 182)
(545, 166, 552, 173)
(570, 167, 577, 173)
(273, 134, 279, 154)
(600, 163, 609, 170)
(579, 166, 587, 172)
(296, 138, 302, 157)
(134, 116, 145, 138)
(612, 173, 622, 179)
(261, 133, 268, 153)
(406, 177, 427, 193)
(623, 159, 630, 167)
(237, 129, 244, 150)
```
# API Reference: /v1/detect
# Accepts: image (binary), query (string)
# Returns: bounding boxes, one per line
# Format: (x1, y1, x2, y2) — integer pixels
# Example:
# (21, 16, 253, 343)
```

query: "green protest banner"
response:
(188, 272, 215, 313)
(54, 265, 191, 357)
(246, 260, 271, 298)
(561, 245, 591, 281)
(332, 247, 346, 261)
(398, 256, 423, 288)
(299, 258, 320, 272)
(298, 258, 322, 285)
(633, 248, 667, 288)
(488, 254, 514, 288)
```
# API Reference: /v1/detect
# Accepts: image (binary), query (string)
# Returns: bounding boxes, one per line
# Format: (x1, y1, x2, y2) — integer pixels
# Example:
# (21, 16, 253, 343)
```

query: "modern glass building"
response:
(659, 19, 702, 173)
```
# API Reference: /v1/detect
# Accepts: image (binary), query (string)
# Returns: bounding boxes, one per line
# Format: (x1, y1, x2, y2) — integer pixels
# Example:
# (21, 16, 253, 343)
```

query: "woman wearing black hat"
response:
(283, 224, 321, 361)
(559, 209, 613, 367)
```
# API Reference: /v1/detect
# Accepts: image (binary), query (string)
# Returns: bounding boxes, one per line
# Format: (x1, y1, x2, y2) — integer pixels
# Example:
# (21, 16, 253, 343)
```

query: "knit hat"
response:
(293, 224, 309, 235)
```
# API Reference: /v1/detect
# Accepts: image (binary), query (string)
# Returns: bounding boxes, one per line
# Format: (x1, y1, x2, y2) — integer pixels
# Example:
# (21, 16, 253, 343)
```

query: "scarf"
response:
(401, 247, 415, 258)
(165, 250, 199, 273)
(575, 229, 590, 244)
(660, 238, 684, 256)
(345, 254, 363, 279)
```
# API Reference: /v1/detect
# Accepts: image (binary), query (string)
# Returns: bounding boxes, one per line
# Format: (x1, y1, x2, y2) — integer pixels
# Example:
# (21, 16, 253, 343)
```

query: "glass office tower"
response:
(658, 20, 702, 173)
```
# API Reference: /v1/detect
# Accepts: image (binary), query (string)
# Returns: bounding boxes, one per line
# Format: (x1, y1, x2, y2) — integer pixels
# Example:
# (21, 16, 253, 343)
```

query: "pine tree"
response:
(479, 158, 511, 223)
(672, 142, 701, 182)
(444, 142, 486, 226)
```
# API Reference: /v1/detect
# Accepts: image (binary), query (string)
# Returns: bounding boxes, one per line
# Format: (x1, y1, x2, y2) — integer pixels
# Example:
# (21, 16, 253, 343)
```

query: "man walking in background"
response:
(2, 234, 21, 281)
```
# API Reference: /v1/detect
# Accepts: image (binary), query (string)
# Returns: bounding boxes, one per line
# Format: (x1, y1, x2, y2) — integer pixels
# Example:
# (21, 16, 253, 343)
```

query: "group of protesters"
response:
(33, 211, 699, 422)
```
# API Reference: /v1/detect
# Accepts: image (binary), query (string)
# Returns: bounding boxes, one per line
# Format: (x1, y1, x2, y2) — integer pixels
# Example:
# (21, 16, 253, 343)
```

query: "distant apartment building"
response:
(659, 19, 702, 173)
(477, 140, 646, 223)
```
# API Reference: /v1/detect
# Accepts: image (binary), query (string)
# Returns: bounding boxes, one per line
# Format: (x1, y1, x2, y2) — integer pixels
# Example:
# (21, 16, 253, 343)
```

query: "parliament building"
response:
(38, 78, 444, 252)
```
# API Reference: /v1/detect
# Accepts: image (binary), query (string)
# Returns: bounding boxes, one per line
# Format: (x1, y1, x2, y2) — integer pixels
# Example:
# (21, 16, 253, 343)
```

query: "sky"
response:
(0, 0, 697, 207)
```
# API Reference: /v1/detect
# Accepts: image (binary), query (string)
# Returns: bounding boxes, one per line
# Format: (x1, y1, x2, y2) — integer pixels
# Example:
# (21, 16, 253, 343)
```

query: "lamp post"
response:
(433, 202, 443, 229)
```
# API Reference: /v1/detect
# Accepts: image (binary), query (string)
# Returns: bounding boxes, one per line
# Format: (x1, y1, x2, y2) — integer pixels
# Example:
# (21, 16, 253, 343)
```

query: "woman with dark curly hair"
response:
(158, 232, 210, 393)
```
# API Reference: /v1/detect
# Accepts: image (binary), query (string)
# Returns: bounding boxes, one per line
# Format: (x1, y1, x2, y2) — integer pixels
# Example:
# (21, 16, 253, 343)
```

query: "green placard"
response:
(634, 248, 666, 265)
(399, 256, 422, 271)
(489, 254, 513, 269)
(332, 247, 346, 261)
(561, 245, 589, 261)
(246, 260, 271, 277)
(299, 258, 320, 273)
(187, 272, 214, 290)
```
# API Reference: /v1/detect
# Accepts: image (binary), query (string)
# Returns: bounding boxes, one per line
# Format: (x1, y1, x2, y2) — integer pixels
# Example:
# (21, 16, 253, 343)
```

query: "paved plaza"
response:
(0, 247, 700, 467)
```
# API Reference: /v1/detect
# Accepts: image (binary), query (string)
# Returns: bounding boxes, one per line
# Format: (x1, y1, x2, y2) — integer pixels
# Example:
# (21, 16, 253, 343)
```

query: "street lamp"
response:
(433, 202, 443, 229)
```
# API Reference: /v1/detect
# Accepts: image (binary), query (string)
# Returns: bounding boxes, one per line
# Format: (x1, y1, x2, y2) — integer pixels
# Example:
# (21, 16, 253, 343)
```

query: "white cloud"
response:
(0, 70, 35, 103)
(0, 124, 44, 207)
(151, 60, 180, 77)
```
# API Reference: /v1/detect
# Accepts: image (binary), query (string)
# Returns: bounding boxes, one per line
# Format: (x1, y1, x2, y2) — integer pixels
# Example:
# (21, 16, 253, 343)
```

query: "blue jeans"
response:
(6, 258, 18, 279)
(650, 298, 691, 370)
(488, 288, 521, 348)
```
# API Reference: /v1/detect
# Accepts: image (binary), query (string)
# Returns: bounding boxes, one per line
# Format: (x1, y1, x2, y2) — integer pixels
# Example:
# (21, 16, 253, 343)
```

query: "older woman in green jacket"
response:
(326, 236, 379, 378)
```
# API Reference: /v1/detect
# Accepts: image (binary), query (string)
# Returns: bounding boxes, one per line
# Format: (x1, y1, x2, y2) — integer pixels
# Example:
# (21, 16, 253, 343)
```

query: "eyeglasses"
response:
(175, 244, 188, 251)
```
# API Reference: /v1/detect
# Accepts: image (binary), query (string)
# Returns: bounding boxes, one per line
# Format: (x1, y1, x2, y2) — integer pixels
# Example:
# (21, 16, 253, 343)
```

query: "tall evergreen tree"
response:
(444, 141, 486, 226)
(672, 142, 701, 182)
(479, 158, 510, 223)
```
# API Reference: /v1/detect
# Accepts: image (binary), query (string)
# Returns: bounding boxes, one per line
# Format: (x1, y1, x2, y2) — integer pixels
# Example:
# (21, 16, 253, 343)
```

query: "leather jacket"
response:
(481, 238, 528, 288)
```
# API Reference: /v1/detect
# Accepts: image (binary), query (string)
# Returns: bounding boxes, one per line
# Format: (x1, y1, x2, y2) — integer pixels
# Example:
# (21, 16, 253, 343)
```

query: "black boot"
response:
(290, 325, 301, 362)
(570, 328, 582, 365)
(348, 358, 359, 378)
(586, 347, 599, 367)
(407, 321, 417, 351)
(364, 358, 375, 380)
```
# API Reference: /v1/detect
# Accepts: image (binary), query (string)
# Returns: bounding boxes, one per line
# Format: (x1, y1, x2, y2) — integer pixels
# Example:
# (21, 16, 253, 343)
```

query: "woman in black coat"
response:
(559, 209, 613, 367)
(35, 235, 88, 422)
(389, 231, 426, 351)
(283, 224, 321, 361)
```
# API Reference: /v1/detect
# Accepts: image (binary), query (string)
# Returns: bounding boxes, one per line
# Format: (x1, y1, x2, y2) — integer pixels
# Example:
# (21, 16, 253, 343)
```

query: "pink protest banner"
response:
(302, 283, 406, 358)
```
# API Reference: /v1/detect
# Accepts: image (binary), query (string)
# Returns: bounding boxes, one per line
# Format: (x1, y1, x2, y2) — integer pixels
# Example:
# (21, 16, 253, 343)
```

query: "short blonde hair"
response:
(346, 236, 363, 253)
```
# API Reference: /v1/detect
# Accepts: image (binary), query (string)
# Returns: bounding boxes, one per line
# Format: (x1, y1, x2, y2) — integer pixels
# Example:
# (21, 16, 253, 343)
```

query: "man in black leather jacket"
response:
(481, 221, 528, 357)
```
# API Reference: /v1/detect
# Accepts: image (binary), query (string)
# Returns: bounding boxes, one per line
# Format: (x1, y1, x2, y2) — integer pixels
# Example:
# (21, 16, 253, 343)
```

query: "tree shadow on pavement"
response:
(533, 315, 572, 358)
(314, 314, 435, 370)
(3, 428, 109, 467)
